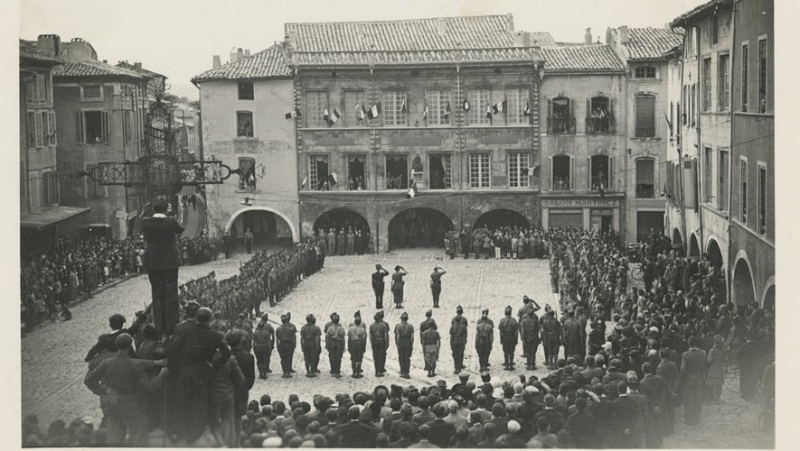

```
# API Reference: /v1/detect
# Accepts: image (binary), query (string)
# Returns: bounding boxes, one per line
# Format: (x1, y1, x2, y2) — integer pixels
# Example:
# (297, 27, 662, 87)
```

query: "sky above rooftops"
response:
(20, 0, 706, 99)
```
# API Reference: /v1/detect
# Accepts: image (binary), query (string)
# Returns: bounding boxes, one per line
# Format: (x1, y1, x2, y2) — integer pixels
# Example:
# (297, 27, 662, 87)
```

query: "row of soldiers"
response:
(178, 241, 323, 327)
(248, 294, 593, 380)
(313, 226, 371, 256)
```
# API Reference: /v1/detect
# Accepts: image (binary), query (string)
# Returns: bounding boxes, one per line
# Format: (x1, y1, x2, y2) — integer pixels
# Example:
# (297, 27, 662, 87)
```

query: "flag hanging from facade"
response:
(323, 108, 330, 123)
(444, 101, 451, 121)
(463, 98, 470, 111)
(405, 181, 417, 199)
(285, 108, 300, 119)
(423, 105, 428, 121)
(329, 172, 338, 185)
(524, 101, 531, 116)
(367, 102, 382, 119)
(485, 104, 492, 120)
(356, 103, 366, 121)
(330, 107, 341, 124)
(301, 176, 307, 188)
(401, 100, 407, 114)
(492, 100, 507, 114)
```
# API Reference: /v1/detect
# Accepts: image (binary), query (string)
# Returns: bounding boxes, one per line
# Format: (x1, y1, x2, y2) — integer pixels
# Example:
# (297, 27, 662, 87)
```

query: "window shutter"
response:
(48, 112, 57, 146)
(691, 159, 699, 211)
(568, 99, 575, 133)
(609, 98, 615, 132)
(587, 156, 592, 189)
(102, 112, 109, 143)
(549, 156, 553, 190)
(569, 156, 575, 190)
(547, 98, 552, 133)
(34, 113, 43, 148)
(76, 112, 83, 143)
(586, 99, 591, 120)
(608, 156, 614, 190)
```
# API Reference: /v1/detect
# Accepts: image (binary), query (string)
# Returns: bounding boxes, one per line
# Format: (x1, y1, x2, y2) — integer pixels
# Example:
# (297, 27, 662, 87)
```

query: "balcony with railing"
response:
(585, 116, 616, 134)
(636, 184, 655, 198)
(547, 116, 576, 134)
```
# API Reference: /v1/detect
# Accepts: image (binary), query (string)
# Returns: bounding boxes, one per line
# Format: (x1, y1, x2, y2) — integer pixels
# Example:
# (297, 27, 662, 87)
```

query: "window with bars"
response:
(718, 54, 730, 110)
(468, 154, 490, 188)
(466, 89, 490, 126)
(758, 38, 768, 113)
(703, 58, 712, 111)
(344, 91, 366, 127)
(634, 66, 656, 79)
(758, 164, 767, 234)
(740, 158, 748, 223)
(508, 152, 530, 188)
(506, 88, 528, 125)
(383, 91, 407, 126)
(635, 158, 655, 198)
(741, 44, 749, 112)
(429, 154, 452, 189)
(36, 75, 47, 102)
(236, 111, 254, 137)
(635, 94, 656, 137)
(425, 90, 450, 125)
(305, 91, 328, 127)
(309, 155, 329, 191)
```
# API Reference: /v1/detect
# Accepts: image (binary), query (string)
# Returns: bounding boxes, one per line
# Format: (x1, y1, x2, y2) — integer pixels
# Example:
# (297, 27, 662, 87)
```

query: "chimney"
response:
(437, 18, 447, 37)
(37, 34, 60, 56)
(134, 62, 142, 70)
(619, 26, 629, 44)
(506, 13, 514, 32)
(213, 55, 221, 68)
(65, 37, 95, 61)
(237, 48, 244, 60)
(244, 49, 251, 57)
(229, 48, 238, 64)
(585, 28, 592, 45)
(605, 27, 613, 44)
(514, 31, 531, 48)
(286, 29, 299, 49)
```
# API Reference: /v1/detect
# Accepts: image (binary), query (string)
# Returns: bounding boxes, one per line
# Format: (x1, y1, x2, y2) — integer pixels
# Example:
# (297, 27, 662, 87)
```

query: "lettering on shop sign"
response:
(317, 137, 356, 146)
(541, 198, 620, 208)
(480, 134, 519, 145)
(389, 136, 441, 147)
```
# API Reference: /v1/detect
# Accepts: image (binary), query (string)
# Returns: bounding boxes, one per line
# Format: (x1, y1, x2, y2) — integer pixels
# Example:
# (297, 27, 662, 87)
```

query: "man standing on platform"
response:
(430, 266, 446, 308)
(395, 312, 414, 379)
(475, 309, 494, 372)
(142, 198, 184, 337)
(369, 311, 390, 377)
(450, 305, 468, 374)
(348, 311, 367, 378)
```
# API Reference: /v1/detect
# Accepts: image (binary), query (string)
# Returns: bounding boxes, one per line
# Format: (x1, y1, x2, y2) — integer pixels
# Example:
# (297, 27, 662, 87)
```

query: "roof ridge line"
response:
(284, 14, 509, 27)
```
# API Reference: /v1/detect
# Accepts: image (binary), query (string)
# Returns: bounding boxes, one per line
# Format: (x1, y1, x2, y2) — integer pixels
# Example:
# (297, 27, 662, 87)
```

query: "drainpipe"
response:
(726, 4, 737, 304)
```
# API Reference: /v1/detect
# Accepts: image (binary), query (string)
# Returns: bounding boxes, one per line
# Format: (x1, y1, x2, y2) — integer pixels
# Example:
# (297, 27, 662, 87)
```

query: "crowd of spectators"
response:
(443, 226, 556, 260)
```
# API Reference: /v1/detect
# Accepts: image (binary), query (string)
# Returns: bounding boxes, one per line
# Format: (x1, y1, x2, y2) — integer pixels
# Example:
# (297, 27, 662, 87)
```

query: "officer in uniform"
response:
(421, 322, 440, 377)
(450, 305, 468, 374)
(348, 311, 367, 378)
(395, 312, 414, 379)
(429, 266, 446, 308)
(267, 267, 278, 307)
(253, 313, 274, 378)
(301, 314, 321, 377)
(562, 310, 584, 360)
(326, 313, 346, 378)
(520, 308, 541, 370)
(372, 264, 389, 309)
(541, 309, 562, 369)
(498, 306, 519, 371)
(275, 314, 297, 378)
(475, 309, 494, 372)
(369, 311, 390, 377)
(420, 310, 436, 371)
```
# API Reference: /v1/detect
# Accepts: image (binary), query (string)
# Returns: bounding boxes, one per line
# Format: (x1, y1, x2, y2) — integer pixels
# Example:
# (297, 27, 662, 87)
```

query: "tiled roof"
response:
(19, 41, 62, 64)
(116, 61, 166, 79)
(291, 47, 540, 67)
(285, 15, 515, 52)
(192, 45, 292, 82)
(540, 45, 625, 73)
(671, 0, 733, 27)
(624, 28, 684, 60)
(528, 31, 557, 47)
(54, 59, 148, 80)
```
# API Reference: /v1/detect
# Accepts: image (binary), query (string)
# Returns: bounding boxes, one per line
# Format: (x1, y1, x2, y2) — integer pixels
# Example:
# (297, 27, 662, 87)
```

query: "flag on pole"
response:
(323, 108, 330, 123)
(463, 98, 470, 111)
(366, 102, 382, 119)
(356, 103, 366, 121)
(401, 100, 407, 114)
(485, 104, 492, 120)
(492, 100, 507, 114)
(524, 100, 531, 116)
(330, 107, 341, 124)
(444, 101, 451, 121)
(423, 105, 428, 121)
(329, 172, 338, 185)
(301, 176, 307, 188)
(285, 108, 300, 119)
(405, 181, 417, 199)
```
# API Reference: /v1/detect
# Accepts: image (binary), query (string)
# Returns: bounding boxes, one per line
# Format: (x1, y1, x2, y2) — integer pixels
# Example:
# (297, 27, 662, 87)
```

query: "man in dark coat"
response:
(680, 336, 706, 425)
(565, 398, 595, 448)
(395, 312, 414, 378)
(85, 312, 147, 369)
(639, 362, 669, 447)
(498, 306, 519, 370)
(520, 308, 541, 370)
(450, 305, 468, 374)
(426, 404, 456, 448)
(275, 314, 297, 378)
(475, 309, 494, 372)
(541, 310, 562, 368)
(141, 198, 185, 336)
(371, 264, 389, 309)
(227, 330, 255, 446)
(166, 307, 231, 445)
(336, 405, 378, 448)
(301, 314, 322, 377)
(253, 314, 274, 379)
(369, 311, 390, 377)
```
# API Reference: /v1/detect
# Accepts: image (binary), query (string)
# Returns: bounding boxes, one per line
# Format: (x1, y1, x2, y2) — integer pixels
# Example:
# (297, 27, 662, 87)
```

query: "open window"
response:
(552, 155, 572, 191)
(548, 97, 574, 134)
(238, 157, 256, 191)
(385, 156, 408, 189)
(429, 154, 452, 189)
(347, 155, 367, 190)
(636, 158, 655, 198)
(76, 111, 109, 144)
(589, 155, 612, 191)
(309, 155, 329, 191)
(587, 96, 614, 134)
(236, 111, 253, 138)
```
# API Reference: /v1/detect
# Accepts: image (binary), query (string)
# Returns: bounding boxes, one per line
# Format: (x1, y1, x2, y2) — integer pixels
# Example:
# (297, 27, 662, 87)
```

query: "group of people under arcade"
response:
(443, 227, 553, 260)
(313, 226, 372, 256)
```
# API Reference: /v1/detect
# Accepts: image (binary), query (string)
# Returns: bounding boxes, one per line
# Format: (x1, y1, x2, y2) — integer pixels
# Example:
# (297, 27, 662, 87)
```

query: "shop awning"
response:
(20, 206, 91, 230)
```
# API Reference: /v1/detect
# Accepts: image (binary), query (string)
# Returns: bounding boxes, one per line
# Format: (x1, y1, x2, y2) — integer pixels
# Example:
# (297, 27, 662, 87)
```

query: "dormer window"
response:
(634, 66, 656, 79)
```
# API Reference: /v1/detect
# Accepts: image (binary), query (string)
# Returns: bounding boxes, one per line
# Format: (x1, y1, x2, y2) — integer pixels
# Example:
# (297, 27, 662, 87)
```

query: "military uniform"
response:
(369, 314, 390, 376)
(450, 311, 468, 373)
(300, 318, 321, 376)
(395, 315, 415, 378)
(498, 308, 519, 370)
(520, 311, 541, 369)
(420, 312, 436, 371)
(253, 320, 275, 378)
(326, 317, 346, 377)
(347, 314, 367, 378)
(475, 312, 494, 371)
(541, 312, 562, 367)
(421, 326, 440, 377)
(275, 317, 297, 377)
(562, 314, 584, 359)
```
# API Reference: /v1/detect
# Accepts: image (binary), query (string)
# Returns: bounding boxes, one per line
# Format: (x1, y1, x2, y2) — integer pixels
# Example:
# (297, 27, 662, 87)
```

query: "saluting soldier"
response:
(347, 311, 367, 378)
(541, 309, 562, 369)
(475, 309, 494, 372)
(395, 312, 414, 379)
(421, 322, 441, 378)
(520, 308, 541, 370)
(450, 305, 468, 374)
(253, 313, 274, 379)
(325, 313, 346, 378)
(430, 266, 446, 308)
(275, 314, 297, 378)
(498, 306, 519, 371)
(372, 264, 389, 309)
(369, 311, 390, 377)
(301, 314, 321, 377)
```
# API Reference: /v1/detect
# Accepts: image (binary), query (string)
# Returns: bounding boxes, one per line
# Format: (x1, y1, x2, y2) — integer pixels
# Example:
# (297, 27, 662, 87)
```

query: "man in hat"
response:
(325, 313, 346, 377)
(420, 310, 436, 371)
(421, 322, 441, 377)
(141, 197, 185, 336)
(253, 314, 275, 379)
(498, 306, 519, 371)
(175, 301, 201, 335)
(369, 311, 390, 377)
(450, 305, 468, 374)
(541, 310, 562, 369)
(475, 309, 494, 372)
(395, 312, 415, 379)
(430, 266, 446, 308)
(371, 264, 389, 309)
(275, 314, 296, 378)
(301, 314, 321, 377)
(520, 308, 541, 370)
(348, 311, 367, 378)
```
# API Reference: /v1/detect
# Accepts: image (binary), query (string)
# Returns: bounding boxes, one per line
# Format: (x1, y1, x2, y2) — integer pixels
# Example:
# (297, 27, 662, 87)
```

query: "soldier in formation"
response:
(300, 314, 321, 377)
(347, 311, 367, 378)
(449, 305, 468, 374)
(475, 309, 494, 372)
(369, 311, 390, 377)
(395, 312, 414, 379)
(498, 305, 519, 371)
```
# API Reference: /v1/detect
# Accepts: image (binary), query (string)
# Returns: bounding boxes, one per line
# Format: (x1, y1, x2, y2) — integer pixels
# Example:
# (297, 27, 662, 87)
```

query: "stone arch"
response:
(688, 232, 700, 257)
(672, 228, 684, 255)
(313, 208, 370, 235)
(388, 207, 454, 249)
(762, 279, 775, 309)
(473, 209, 531, 230)
(705, 237, 724, 269)
(225, 206, 298, 243)
(732, 252, 757, 306)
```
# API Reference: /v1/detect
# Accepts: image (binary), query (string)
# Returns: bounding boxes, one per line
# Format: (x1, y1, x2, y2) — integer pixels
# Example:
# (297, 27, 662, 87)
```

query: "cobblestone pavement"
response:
(21, 249, 772, 448)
